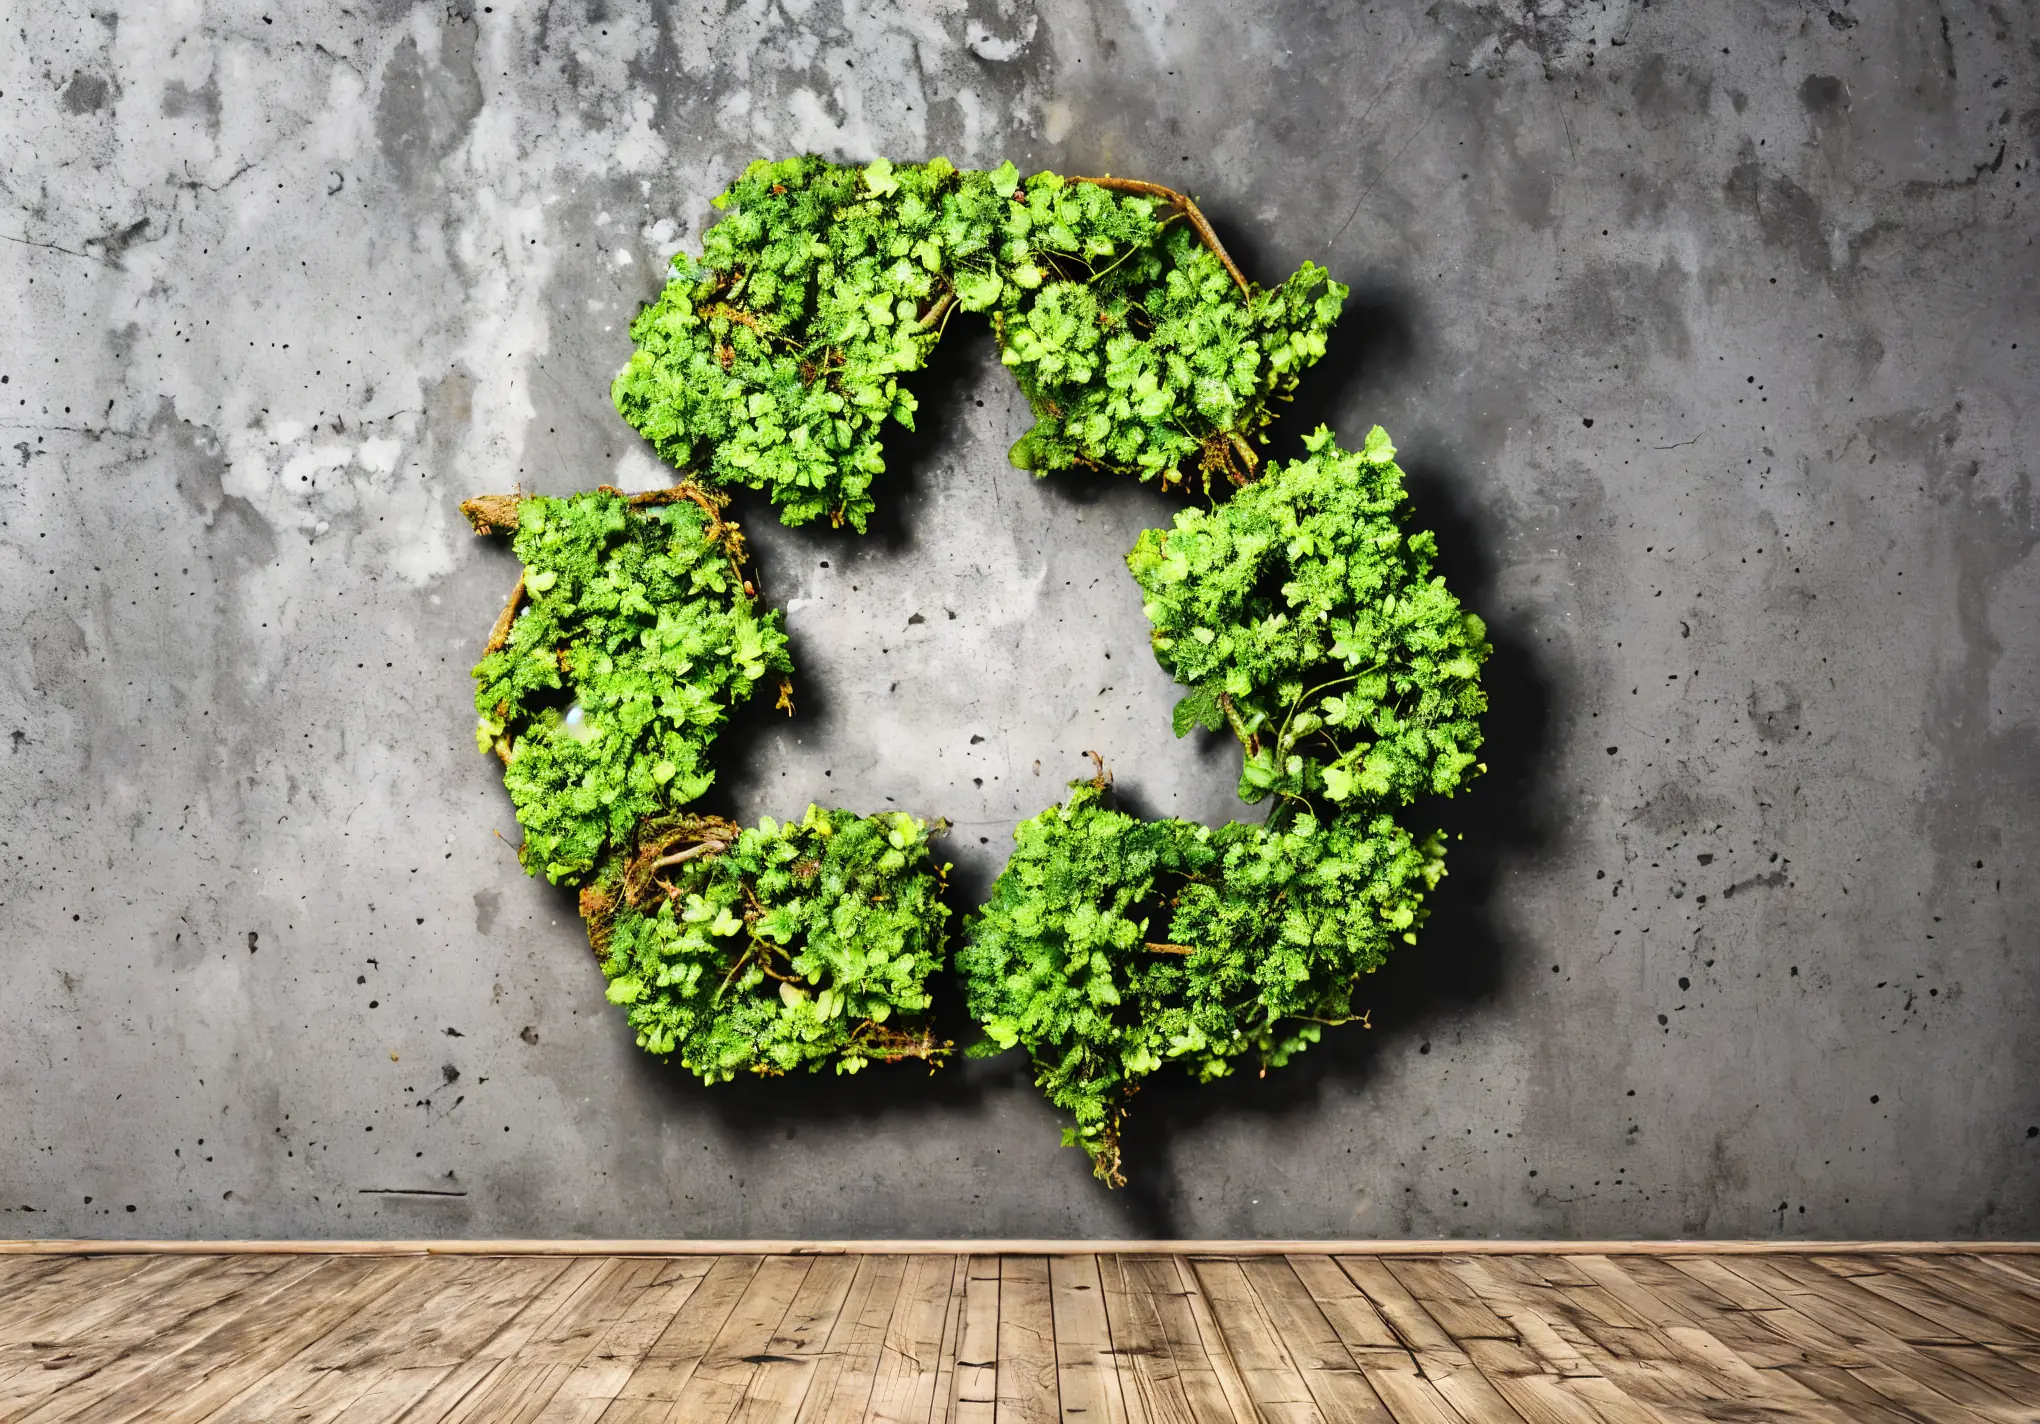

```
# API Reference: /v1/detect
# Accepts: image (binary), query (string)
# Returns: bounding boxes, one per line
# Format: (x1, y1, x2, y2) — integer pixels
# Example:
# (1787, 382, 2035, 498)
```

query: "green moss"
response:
(960, 427, 1488, 1183)
(612, 156, 1347, 530)
(472, 156, 1493, 1172)
(1001, 224, 1343, 489)
(592, 806, 951, 1080)
(1129, 426, 1491, 811)
(957, 778, 1443, 1184)
(470, 488, 791, 885)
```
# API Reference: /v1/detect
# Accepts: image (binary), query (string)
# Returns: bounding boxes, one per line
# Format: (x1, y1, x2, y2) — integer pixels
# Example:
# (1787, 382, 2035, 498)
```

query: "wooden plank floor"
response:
(1, 1251, 2038, 1421)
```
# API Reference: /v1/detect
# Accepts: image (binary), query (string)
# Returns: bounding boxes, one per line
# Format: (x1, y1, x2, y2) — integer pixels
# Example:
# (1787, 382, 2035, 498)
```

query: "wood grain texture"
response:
(792, 1253, 906, 1424)
(723, 1253, 860, 1424)
(1238, 1255, 1396, 1422)
(927, 1252, 969, 1424)
(947, 1255, 1001, 1424)
(1047, 1254, 1133, 1424)
(865, 1252, 958, 1424)
(993, 1256, 1059, 1424)
(667, 1254, 814, 1424)
(1187, 1257, 1323, 1424)
(1, 1250, 2031, 1422)
(0, 1256, 289, 1412)
(1335, 1257, 1525, 1424)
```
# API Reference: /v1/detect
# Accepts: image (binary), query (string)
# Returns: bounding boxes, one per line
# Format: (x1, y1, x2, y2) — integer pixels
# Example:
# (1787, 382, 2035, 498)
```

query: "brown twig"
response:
(579, 884, 619, 958)
(713, 944, 755, 1002)
(847, 1022, 952, 1066)
(749, 952, 800, 984)
(738, 881, 768, 926)
(614, 479, 726, 520)
(648, 840, 726, 873)
(1144, 942, 1195, 955)
(483, 574, 524, 655)
(1226, 432, 1261, 478)
(1090, 1109, 1127, 1189)
(467, 481, 734, 535)
(1292, 1010, 1371, 1029)
(702, 301, 789, 346)
(1069, 175, 1251, 299)
(917, 290, 956, 330)
(623, 813, 742, 907)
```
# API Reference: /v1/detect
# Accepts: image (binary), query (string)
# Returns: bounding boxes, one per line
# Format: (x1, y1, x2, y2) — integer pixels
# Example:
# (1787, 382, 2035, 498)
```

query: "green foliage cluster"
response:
(592, 807, 951, 1081)
(611, 156, 1346, 531)
(957, 779, 1444, 1184)
(467, 153, 1493, 1183)
(471, 488, 791, 885)
(1129, 425, 1491, 811)
(1001, 223, 1342, 488)
(469, 487, 947, 1081)
(958, 428, 1489, 1183)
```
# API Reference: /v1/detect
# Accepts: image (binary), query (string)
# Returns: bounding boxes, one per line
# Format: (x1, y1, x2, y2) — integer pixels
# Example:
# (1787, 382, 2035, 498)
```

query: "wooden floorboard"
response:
(1, 1249, 2036, 1422)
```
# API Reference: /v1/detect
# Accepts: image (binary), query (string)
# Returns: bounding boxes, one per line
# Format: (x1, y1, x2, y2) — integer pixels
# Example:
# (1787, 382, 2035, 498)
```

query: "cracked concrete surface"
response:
(1, 0, 2035, 1239)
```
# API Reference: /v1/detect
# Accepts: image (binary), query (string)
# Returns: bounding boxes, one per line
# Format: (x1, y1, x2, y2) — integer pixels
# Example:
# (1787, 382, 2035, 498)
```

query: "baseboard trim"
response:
(4, 1238, 2036, 1256)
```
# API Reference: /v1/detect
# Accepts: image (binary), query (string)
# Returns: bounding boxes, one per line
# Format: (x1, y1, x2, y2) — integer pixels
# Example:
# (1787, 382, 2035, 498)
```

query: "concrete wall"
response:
(2, 0, 2034, 1241)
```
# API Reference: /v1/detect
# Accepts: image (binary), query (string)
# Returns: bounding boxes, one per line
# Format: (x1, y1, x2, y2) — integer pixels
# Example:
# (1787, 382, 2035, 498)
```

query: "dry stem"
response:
(917, 290, 957, 330)
(579, 883, 619, 958)
(1069, 175, 1252, 298)
(483, 574, 524, 657)
(623, 813, 743, 908)
(648, 840, 726, 873)
(848, 1022, 952, 1067)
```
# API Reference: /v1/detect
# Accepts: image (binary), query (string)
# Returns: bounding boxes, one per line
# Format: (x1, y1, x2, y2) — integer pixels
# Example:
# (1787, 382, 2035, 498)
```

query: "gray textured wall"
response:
(2, 0, 2035, 1242)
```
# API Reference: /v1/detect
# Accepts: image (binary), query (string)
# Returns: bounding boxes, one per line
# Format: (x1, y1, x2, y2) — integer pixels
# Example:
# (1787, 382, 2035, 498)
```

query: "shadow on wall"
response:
(585, 244, 1557, 1219)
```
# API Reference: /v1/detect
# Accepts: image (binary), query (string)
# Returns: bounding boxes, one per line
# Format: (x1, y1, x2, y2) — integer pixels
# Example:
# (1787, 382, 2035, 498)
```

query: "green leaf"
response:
(863, 156, 899, 196)
(1170, 688, 1224, 738)
(1007, 430, 1039, 471)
